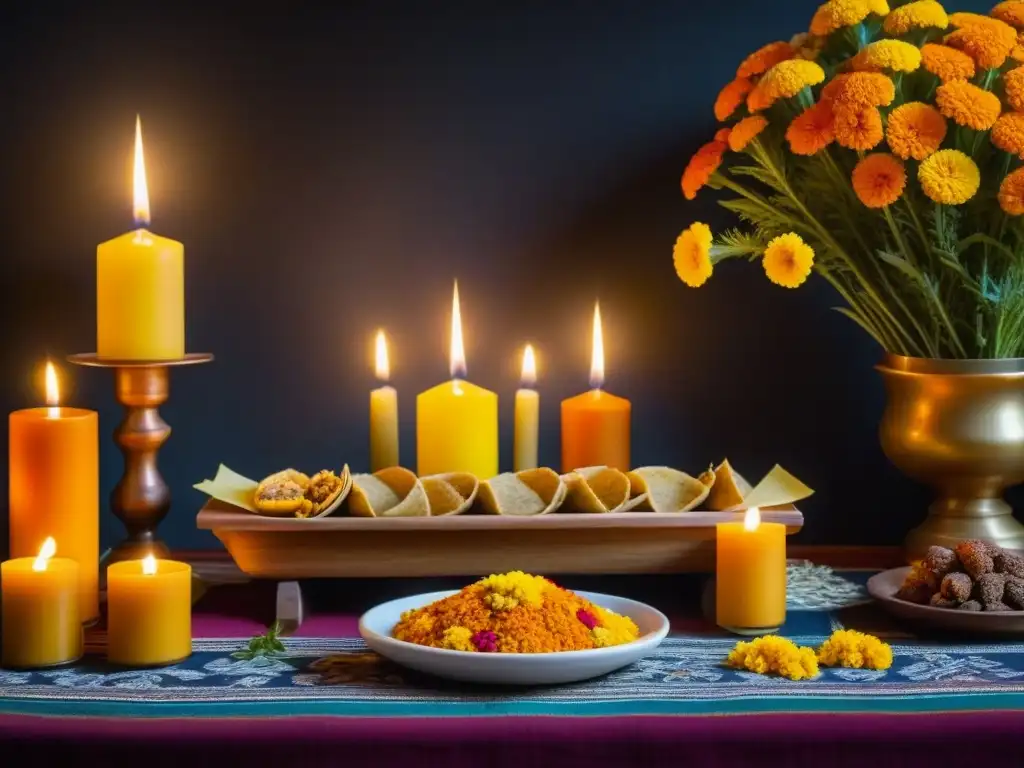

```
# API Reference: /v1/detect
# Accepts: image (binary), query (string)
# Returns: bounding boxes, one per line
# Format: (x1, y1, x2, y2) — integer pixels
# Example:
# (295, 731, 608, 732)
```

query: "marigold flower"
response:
(834, 106, 885, 150)
(714, 78, 754, 122)
(851, 39, 923, 73)
(945, 16, 1017, 69)
(991, 112, 1024, 156)
(999, 167, 1024, 214)
(918, 149, 981, 204)
(810, 0, 882, 36)
(681, 139, 727, 200)
(763, 233, 815, 289)
(883, 0, 949, 35)
(736, 41, 794, 78)
(886, 102, 947, 160)
(994, 1, 1024, 28)
(822, 72, 896, 116)
(948, 12, 996, 27)
(673, 222, 714, 288)
(786, 101, 836, 155)
(728, 115, 769, 151)
(1005, 66, 1024, 110)
(480, 571, 547, 610)
(817, 630, 893, 670)
(747, 59, 826, 111)
(714, 127, 732, 143)
(852, 153, 906, 208)
(935, 80, 1002, 130)
(725, 636, 819, 681)
(1012, 31, 1024, 61)
(920, 43, 977, 81)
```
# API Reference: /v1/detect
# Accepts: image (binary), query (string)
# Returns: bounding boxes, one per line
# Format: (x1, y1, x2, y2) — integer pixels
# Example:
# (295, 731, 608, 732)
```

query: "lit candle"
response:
(560, 302, 630, 472)
(514, 344, 539, 472)
(107, 554, 192, 667)
(8, 361, 99, 623)
(370, 329, 399, 471)
(96, 116, 185, 360)
(1, 537, 83, 669)
(416, 280, 499, 479)
(715, 507, 787, 635)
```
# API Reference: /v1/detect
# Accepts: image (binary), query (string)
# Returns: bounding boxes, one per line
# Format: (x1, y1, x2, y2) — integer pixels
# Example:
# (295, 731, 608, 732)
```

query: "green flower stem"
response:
(882, 206, 940, 357)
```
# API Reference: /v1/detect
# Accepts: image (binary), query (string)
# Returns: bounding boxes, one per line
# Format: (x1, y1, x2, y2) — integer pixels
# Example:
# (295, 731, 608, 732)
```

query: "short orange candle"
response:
(107, 556, 192, 667)
(8, 362, 99, 623)
(561, 303, 630, 472)
(1, 538, 83, 669)
(716, 507, 787, 634)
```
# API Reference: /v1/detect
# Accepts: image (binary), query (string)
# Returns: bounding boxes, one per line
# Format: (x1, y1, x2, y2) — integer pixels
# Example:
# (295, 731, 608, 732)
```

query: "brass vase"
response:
(877, 354, 1024, 561)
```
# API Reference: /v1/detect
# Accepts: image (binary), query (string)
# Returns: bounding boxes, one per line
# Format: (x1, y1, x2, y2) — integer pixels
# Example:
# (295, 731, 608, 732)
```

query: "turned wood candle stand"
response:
(69, 353, 213, 566)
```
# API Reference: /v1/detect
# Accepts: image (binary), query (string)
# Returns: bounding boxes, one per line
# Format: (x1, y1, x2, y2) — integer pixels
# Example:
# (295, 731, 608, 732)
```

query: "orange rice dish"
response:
(392, 571, 641, 653)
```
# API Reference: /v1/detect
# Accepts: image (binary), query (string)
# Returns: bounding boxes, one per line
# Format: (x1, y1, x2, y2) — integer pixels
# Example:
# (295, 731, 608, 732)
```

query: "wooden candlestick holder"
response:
(69, 353, 213, 564)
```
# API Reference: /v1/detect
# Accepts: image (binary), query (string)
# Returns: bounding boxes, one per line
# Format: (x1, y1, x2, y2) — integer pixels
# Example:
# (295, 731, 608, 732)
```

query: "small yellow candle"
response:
(370, 330, 400, 471)
(97, 117, 184, 360)
(716, 507, 787, 634)
(1, 538, 83, 669)
(416, 281, 498, 479)
(513, 344, 539, 472)
(107, 555, 191, 667)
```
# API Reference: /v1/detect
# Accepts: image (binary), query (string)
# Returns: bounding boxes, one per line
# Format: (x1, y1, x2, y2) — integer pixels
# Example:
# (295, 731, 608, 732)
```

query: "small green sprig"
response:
(232, 620, 287, 660)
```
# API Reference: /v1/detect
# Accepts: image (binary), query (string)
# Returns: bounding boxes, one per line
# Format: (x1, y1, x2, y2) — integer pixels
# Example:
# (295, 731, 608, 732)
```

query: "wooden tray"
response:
(197, 500, 804, 578)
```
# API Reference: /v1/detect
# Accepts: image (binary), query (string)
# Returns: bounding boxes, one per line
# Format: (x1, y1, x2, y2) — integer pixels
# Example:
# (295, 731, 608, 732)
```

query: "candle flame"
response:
(743, 506, 761, 532)
(589, 301, 604, 390)
(133, 115, 151, 227)
(44, 361, 60, 418)
(449, 280, 466, 379)
(142, 554, 158, 575)
(375, 330, 390, 382)
(521, 344, 537, 388)
(32, 537, 56, 572)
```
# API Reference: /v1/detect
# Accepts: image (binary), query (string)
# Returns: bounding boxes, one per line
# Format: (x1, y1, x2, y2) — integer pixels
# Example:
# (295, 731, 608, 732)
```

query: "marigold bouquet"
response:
(676, 0, 1024, 358)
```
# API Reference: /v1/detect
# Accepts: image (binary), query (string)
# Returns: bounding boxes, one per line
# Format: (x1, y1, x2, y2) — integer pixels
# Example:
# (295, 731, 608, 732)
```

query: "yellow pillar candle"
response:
(107, 556, 192, 667)
(1, 538, 83, 669)
(513, 344, 539, 472)
(716, 507, 787, 635)
(370, 330, 399, 471)
(97, 117, 184, 360)
(8, 362, 99, 623)
(417, 281, 498, 479)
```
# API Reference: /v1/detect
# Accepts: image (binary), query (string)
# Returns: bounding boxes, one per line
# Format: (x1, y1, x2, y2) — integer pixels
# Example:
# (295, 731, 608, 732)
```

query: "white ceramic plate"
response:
(359, 589, 670, 685)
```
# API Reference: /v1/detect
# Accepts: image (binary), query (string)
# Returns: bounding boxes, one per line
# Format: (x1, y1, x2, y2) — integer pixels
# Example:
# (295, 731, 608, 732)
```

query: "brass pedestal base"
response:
(905, 498, 1024, 561)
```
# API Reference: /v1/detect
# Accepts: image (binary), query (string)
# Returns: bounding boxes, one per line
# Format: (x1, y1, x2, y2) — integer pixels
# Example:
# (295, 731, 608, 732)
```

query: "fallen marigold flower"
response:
(816, 629, 893, 670)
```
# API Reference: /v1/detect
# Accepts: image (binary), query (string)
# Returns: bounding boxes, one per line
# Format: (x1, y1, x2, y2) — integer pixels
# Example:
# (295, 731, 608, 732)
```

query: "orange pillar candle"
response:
(107, 556, 192, 667)
(716, 507, 787, 634)
(1, 538, 83, 669)
(561, 302, 630, 472)
(8, 362, 99, 623)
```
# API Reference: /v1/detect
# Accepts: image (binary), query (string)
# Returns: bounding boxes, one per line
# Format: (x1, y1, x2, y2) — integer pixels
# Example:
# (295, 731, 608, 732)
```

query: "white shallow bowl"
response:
(359, 589, 670, 685)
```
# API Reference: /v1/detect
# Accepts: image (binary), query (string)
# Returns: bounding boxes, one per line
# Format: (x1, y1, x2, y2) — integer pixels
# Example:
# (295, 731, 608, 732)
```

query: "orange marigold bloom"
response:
(822, 72, 896, 111)
(935, 80, 1002, 130)
(886, 102, 947, 160)
(728, 116, 769, 151)
(714, 78, 754, 121)
(681, 139, 727, 200)
(786, 101, 836, 155)
(993, 1, 1024, 29)
(736, 42, 794, 78)
(715, 127, 732, 143)
(883, 1, 949, 35)
(834, 107, 885, 150)
(674, 222, 714, 287)
(991, 112, 1024, 156)
(920, 43, 977, 81)
(999, 166, 1024, 214)
(1005, 66, 1024, 110)
(945, 16, 1017, 69)
(852, 153, 907, 208)
(747, 60, 826, 111)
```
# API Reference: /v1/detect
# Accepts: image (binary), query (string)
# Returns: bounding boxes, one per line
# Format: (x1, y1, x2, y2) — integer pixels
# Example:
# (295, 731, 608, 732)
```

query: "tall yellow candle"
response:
(716, 507, 787, 635)
(97, 117, 184, 360)
(107, 555, 191, 667)
(8, 362, 99, 623)
(1, 538, 83, 669)
(370, 330, 400, 471)
(416, 281, 498, 479)
(513, 344, 539, 472)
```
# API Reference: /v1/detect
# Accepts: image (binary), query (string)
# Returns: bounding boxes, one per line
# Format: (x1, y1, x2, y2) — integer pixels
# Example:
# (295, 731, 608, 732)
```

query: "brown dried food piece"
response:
(1004, 578, 1024, 610)
(924, 546, 959, 577)
(994, 552, 1024, 579)
(930, 593, 959, 609)
(975, 572, 1006, 607)
(940, 572, 973, 602)
(957, 600, 983, 612)
(985, 601, 1013, 612)
(956, 540, 995, 579)
(896, 582, 934, 605)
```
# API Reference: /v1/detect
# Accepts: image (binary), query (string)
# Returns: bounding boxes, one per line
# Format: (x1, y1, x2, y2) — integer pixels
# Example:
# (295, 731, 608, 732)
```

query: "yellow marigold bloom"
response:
(786, 101, 836, 155)
(851, 39, 922, 73)
(886, 102, 947, 160)
(592, 606, 641, 648)
(817, 630, 893, 670)
(764, 233, 815, 289)
(680, 138, 727, 200)
(747, 60, 826, 112)
(728, 115, 769, 151)
(714, 77, 753, 121)
(441, 626, 475, 652)
(945, 16, 1017, 69)
(725, 636, 819, 681)
(935, 80, 1001, 130)
(883, 0, 948, 35)
(736, 41, 794, 78)
(810, 0, 881, 36)
(852, 153, 906, 208)
(822, 72, 895, 116)
(479, 571, 547, 611)
(918, 149, 981, 204)
(1005, 66, 1024, 111)
(991, 112, 1024, 156)
(994, 1, 1024, 28)
(834, 106, 885, 150)
(673, 223, 714, 288)
(920, 43, 977, 81)
(867, 0, 889, 13)
(999, 167, 1024, 214)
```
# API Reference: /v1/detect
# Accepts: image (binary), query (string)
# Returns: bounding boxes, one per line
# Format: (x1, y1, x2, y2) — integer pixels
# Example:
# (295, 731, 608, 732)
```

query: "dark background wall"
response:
(0, 0, 1001, 553)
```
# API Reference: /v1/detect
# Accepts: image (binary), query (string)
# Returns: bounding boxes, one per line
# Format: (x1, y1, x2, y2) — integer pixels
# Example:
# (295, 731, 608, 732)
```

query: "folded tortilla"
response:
(704, 459, 751, 511)
(347, 467, 429, 517)
(478, 468, 567, 516)
(625, 466, 709, 513)
(560, 466, 642, 514)
(422, 472, 479, 516)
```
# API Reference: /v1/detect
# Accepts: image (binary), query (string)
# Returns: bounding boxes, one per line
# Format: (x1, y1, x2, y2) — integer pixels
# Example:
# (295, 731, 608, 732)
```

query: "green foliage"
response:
(232, 620, 287, 660)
